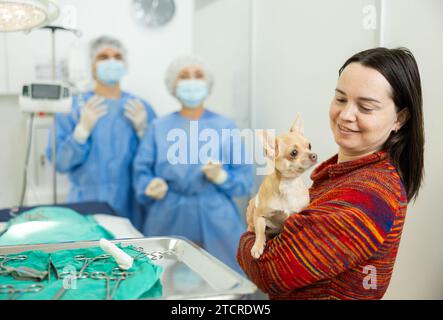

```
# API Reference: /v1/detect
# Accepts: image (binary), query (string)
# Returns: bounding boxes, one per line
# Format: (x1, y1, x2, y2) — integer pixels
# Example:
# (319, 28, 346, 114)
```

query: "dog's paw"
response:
(251, 242, 265, 259)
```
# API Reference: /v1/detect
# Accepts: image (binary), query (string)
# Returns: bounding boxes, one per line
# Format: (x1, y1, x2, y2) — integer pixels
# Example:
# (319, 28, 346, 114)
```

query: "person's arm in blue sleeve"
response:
(142, 100, 157, 124)
(133, 123, 157, 205)
(216, 162, 255, 198)
(214, 122, 255, 197)
(46, 99, 91, 173)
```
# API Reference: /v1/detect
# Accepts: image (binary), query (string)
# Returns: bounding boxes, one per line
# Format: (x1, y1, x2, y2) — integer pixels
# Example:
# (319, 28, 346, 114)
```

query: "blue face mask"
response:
(96, 59, 126, 86)
(175, 80, 209, 108)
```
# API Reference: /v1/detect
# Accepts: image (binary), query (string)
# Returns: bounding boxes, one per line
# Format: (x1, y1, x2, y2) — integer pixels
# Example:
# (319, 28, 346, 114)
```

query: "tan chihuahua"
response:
(250, 114, 318, 259)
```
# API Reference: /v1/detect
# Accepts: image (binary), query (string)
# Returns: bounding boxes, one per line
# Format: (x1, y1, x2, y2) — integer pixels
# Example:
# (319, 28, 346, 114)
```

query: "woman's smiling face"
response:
(330, 62, 402, 160)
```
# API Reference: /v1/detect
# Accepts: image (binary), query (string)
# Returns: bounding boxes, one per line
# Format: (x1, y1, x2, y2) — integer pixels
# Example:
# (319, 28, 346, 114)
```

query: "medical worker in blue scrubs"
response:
(47, 36, 157, 229)
(133, 55, 254, 272)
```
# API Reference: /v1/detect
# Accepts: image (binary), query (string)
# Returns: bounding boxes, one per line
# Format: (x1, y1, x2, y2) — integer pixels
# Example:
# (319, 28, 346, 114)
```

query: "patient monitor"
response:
(19, 82, 72, 114)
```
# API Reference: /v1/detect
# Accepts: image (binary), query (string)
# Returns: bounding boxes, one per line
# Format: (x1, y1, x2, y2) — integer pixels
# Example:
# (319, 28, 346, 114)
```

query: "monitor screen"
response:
(31, 84, 61, 100)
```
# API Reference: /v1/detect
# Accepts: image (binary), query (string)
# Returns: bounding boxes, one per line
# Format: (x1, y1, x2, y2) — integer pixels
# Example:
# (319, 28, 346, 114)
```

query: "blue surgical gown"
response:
(133, 110, 254, 273)
(47, 91, 157, 229)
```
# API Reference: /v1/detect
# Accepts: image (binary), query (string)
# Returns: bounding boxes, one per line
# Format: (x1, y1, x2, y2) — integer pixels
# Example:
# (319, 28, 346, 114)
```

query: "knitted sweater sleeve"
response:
(237, 172, 399, 296)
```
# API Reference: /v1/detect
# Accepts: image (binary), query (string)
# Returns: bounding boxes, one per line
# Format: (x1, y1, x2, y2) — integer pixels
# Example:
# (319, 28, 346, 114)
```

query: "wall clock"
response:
(132, 0, 176, 28)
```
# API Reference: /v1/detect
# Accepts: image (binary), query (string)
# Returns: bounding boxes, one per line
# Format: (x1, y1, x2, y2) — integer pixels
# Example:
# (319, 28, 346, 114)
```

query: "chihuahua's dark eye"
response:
(308, 143, 311, 150)
(290, 150, 298, 158)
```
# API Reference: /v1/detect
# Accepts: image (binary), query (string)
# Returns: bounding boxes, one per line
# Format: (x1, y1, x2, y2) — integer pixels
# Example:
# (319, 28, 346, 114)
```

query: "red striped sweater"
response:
(237, 150, 407, 299)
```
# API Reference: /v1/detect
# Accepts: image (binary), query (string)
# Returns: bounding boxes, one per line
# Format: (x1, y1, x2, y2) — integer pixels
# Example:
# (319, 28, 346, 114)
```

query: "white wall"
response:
(196, 0, 378, 180)
(0, 34, 7, 93)
(194, 0, 251, 129)
(193, 0, 255, 234)
(0, 0, 195, 208)
(252, 0, 378, 170)
(381, 0, 443, 300)
(193, 0, 443, 299)
(0, 96, 26, 208)
(54, 0, 195, 116)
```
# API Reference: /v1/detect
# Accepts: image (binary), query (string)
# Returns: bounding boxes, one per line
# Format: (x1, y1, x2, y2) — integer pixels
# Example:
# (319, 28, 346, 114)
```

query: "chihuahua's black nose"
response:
(310, 153, 318, 161)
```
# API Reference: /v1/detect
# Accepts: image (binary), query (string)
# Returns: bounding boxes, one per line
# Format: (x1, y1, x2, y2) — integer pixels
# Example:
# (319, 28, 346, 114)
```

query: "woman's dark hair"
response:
(339, 47, 424, 202)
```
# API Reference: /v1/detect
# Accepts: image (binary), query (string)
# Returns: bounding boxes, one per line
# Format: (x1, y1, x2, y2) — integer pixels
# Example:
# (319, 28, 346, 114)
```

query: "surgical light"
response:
(0, 0, 59, 32)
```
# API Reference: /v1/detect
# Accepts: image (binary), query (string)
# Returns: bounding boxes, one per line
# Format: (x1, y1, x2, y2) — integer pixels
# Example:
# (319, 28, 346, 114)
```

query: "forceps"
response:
(90, 268, 133, 300)
(52, 271, 90, 300)
(0, 254, 49, 281)
(0, 255, 28, 274)
(132, 247, 174, 261)
(52, 254, 110, 300)
(59, 271, 90, 279)
(74, 254, 111, 275)
(0, 283, 43, 300)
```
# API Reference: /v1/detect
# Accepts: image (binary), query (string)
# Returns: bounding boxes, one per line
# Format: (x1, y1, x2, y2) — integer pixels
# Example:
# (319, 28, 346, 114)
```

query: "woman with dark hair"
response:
(237, 47, 424, 299)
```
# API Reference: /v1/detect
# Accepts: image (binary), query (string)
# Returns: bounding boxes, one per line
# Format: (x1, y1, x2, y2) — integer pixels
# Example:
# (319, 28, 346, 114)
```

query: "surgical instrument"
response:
(110, 268, 133, 300)
(59, 271, 90, 279)
(90, 268, 133, 300)
(53, 254, 110, 300)
(0, 254, 28, 271)
(74, 254, 111, 276)
(0, 255, 27, 275)
(0, 254, 48, 281)
(132, 246, 175, 261)
(0, 283, 43, 300)
(52, 271, 89, 300)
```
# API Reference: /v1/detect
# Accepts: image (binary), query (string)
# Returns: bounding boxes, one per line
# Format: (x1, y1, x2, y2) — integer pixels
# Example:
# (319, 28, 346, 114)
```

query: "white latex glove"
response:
(202, 160, 228, 185)
(73, 95, 107, 144)
(144, 178, 168, 200)
(124, 99, 148, 139)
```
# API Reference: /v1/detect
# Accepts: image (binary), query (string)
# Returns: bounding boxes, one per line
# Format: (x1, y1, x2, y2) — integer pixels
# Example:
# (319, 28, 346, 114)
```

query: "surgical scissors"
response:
(74, 254, 111, 275)
(132, 247, 174, 261)
(59, 271, 90, 279)
(53, 254, 110, 300)
(0, 283, 43, 300)
(52, 271, 90, 300)
(0, 255, 48, 281)
(90, 268, 133, 300)
(110, 268, 134, 300)
(0, 255, 28, 275)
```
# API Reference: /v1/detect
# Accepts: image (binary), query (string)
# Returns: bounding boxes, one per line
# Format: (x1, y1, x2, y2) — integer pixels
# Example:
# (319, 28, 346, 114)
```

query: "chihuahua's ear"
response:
(259, 130, 279, 159)
(290, 113, 304, 135)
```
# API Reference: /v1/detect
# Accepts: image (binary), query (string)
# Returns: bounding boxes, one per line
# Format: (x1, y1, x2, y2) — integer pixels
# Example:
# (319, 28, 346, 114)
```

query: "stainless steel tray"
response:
(0, 237, 257, 300)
